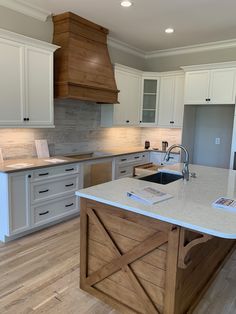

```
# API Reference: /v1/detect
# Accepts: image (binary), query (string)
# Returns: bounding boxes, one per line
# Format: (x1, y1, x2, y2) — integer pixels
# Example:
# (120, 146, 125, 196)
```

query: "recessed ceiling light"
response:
(165, 28, 174, 34)
(121, 1, 133, 7)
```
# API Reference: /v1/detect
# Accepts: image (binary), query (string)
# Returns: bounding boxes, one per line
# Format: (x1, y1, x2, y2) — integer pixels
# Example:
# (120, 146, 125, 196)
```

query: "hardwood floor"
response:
(0, 217, 236, 314)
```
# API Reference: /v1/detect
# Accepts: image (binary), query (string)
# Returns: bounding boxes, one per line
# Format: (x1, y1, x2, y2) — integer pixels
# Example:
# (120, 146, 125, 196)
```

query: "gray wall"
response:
(145, 47, 236, 72)
(182, 105, 234, 168)
(108, 45, 145, 70)
(0, 6, 53, 42)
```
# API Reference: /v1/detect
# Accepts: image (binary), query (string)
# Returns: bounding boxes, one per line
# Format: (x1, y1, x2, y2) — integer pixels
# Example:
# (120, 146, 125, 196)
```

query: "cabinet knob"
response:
(170, 121, 174, 124)
(26, 118, 29, 121)
(28, 175, 31, 178)
(206, 98, 211, 101)
(140, 121, 142, 123)
(126, 120, 130, 123)
(24, 118, 27, 121)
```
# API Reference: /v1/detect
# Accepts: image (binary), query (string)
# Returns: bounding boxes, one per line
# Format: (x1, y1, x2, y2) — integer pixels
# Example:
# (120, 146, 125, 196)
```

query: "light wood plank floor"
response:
(0, 217, 236, 314)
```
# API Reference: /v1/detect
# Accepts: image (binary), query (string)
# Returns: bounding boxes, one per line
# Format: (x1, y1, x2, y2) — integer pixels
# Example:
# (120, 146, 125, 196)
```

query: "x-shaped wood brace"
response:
(85, 207, 168, 314)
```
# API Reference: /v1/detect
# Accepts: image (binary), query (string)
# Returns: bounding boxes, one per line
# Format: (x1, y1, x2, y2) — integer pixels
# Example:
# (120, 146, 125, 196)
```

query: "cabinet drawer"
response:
(32, 164, 79, 180)
(32, 175, 79, 202)
(116, 153, 143, 165)
(116, 166, 134, 179)
(33, 196, 78, 225)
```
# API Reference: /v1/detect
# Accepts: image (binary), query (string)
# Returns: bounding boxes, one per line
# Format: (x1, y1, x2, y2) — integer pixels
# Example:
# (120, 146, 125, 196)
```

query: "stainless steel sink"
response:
(139, 171, 183, 185)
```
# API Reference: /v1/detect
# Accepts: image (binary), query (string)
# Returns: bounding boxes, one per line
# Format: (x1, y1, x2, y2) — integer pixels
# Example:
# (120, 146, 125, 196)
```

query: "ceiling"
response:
(27, 0, 236, 52)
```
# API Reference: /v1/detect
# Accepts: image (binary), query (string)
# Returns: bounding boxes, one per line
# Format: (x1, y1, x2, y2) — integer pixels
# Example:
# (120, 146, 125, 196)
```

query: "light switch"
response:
(215, 138, 221, 145)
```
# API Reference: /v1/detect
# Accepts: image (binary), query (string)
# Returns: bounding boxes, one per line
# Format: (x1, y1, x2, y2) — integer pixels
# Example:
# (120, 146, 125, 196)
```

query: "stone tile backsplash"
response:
(0, 100, 181, 159)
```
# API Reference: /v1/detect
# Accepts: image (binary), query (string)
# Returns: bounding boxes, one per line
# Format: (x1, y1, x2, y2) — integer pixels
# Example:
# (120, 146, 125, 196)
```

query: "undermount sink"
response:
(139, 171, 183, 185)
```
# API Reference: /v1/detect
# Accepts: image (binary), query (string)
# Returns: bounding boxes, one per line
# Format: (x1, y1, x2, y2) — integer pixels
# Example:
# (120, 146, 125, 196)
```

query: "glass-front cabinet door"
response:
(140, 77, 159, 126)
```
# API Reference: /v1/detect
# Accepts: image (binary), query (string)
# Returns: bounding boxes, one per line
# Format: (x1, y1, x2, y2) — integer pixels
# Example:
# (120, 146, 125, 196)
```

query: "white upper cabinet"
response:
(184, 71, 210, 104)
(0, 29, 58, 128)
(101, 64, 141, 127)
(25, 46, 54, 126)
(183, 64, 236, 105)
(140, 76, 160, 126)
(0, 40, 25, 125)
(158, 73, 185, 128)
(209, 69, 236, 104)
(113, 68, 141, 126)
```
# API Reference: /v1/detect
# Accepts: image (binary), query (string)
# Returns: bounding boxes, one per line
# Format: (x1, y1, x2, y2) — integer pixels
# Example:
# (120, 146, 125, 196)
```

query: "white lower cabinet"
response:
(0, 163, 81, 242)
(32, 195, 78, 227)
(115, 152, 150, 179)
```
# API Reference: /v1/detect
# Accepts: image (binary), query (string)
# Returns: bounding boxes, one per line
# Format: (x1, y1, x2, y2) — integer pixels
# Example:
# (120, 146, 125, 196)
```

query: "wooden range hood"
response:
(53, 12, 119, 103)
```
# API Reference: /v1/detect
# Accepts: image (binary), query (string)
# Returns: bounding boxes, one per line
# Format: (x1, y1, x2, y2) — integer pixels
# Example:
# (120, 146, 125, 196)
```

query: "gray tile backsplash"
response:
(0, 100, 181, 159)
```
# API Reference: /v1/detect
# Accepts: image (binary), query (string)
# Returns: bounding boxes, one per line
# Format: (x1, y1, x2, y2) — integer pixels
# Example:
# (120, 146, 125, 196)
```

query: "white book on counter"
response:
(212, 197, 236, 211)
(127, 186, 173, 205)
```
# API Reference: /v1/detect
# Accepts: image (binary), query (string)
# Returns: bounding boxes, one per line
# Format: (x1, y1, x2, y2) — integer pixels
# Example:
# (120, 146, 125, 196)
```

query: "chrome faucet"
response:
(164, 144, 190, 181)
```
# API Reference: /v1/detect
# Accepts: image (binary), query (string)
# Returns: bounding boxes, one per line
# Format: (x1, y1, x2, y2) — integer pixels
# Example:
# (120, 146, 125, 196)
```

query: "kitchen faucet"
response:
(164, 144, 190, 181)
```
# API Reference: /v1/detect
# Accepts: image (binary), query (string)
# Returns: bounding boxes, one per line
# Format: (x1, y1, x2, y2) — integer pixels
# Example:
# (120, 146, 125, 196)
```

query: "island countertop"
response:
(76, 164, 236, 239)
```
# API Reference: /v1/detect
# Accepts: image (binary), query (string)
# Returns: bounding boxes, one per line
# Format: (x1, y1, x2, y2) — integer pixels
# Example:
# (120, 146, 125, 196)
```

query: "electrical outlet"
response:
(215, 138, 221, 145)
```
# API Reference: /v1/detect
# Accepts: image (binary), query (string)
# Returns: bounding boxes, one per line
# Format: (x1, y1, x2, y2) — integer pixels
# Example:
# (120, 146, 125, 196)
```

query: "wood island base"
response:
(80, 198, 236, 314)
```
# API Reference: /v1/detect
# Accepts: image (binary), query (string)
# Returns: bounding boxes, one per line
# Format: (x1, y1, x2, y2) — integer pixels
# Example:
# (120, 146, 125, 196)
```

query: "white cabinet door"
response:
(113, 69, 140, 126)
(25, 46, 54, 126)
(140, 77, 159, 126)
(209, 69, 236, 104)
(158, 74, 184, 128)
(158, 76, 175, 126)
(0, 39, 25, 125)
(173, 75, 185, 127)
(184, 71, 210, 104)
(9, 173, 30, 235)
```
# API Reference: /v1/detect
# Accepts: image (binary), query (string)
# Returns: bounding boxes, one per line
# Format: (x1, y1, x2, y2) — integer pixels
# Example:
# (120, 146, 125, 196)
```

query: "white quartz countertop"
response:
(76, 164, 236, 239)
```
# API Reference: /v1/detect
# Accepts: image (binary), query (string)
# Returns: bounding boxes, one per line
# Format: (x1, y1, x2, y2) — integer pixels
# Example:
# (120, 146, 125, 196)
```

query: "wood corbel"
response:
(178, 228, 213, 269)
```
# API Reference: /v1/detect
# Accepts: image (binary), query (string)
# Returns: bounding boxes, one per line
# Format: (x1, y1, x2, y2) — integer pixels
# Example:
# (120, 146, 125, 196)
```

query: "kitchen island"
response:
(76, 164, 236, 314)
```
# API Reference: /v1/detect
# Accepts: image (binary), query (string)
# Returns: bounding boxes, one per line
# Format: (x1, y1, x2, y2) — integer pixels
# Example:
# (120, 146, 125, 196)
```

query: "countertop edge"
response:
(76, 191, 236, 239)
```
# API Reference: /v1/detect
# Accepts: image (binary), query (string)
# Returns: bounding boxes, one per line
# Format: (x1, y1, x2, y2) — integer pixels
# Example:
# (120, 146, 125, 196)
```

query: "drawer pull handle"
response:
(39, 172, 49, 176)
(39, 189, 49, 194)
(134, 156, 140, 159)
(121, 158, 127, 162)
(39, 210, 49, 216)
(65, 183, 74, 187)
(65, 168, 74, 172)
(65, 203, 74, 208)
(120, 170, 126, 174)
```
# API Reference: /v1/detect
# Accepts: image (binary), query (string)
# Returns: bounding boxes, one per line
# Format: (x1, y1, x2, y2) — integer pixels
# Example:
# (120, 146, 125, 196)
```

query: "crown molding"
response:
(181, 61, 236, 71)
(109, 36, 236, 60)
(108, 36, 145, 59)
(0, 0, 51, 22)
(0, 27, 59, 51)
(114, 63, 143, 75)
(145, 38, 236, 59)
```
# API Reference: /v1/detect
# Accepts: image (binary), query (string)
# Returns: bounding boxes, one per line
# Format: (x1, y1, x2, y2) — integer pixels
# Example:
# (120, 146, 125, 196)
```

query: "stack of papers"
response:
(127, 186, 173, 205)
(212, 197, 236, 211)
